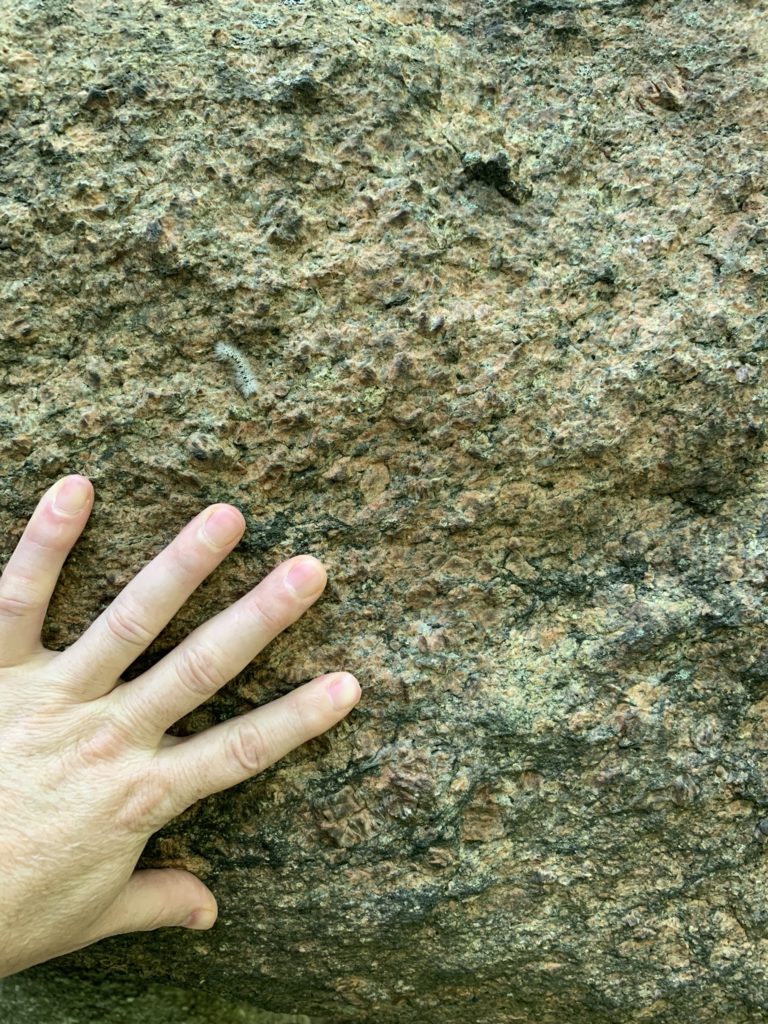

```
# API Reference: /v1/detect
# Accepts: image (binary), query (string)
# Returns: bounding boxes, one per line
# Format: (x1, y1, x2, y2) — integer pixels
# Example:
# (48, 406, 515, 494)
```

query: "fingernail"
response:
(327, 672, 361, 711)
(201, 506, 243, 549)
(185, 907, 217, 930)
(285, 557, 325, 599)
(52, 476, 90, 516)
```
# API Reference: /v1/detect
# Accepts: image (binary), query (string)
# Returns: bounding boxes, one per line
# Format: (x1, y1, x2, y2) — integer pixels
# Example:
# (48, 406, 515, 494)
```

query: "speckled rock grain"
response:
(1, 0, 768, 1021)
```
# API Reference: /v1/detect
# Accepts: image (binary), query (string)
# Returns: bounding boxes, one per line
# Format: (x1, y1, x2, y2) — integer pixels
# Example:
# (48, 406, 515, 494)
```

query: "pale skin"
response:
(0, 474, 361, 978)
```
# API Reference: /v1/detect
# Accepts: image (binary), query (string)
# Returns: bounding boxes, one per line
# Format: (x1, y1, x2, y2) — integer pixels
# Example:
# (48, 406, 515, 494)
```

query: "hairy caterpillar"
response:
(213, 341, 259, 398)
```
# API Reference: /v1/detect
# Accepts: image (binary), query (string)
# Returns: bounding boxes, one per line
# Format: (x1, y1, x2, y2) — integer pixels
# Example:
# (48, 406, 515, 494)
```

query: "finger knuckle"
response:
(135, 901, 172, 933)
(292, 689, 330, 737)
(75, 714, 133, 766)
(227, 721, 270, 777)
(175, 644, 225, 700)
(0, 579, 39, 621)
(246, 593, 288, 634)
(104, 598, 155, 649)
(171, 537, 208, 581)
(115, 764, 172, 834)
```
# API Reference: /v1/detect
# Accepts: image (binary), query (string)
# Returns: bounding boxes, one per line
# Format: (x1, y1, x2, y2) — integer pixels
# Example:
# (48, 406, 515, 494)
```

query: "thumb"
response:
(93, 869, 218, 938)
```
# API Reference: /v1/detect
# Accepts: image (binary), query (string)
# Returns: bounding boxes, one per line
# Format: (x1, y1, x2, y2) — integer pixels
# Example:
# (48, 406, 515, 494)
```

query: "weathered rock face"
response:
(1, 0, 767, 1020)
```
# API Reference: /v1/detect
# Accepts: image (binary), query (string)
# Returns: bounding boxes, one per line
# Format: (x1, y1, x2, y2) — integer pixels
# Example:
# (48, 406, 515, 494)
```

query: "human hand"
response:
(0, 474, 361, 978)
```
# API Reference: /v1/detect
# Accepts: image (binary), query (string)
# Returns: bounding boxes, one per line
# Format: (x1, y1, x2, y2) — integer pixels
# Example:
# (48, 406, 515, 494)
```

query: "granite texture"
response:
(1, 0, 768, 1020)
(0, 974, 315, 1024)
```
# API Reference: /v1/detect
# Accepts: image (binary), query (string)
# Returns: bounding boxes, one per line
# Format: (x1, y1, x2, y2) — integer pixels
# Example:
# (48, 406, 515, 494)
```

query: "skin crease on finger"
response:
(0, 474, 362, 978)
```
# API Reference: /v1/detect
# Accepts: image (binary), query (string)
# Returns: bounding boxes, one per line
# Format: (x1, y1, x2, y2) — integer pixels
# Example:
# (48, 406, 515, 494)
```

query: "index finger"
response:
(155, 670, 362, 823)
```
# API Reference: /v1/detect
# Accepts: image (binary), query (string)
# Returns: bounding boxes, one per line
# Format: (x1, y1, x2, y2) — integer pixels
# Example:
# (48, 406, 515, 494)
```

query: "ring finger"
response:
(53, 503, 246, 698)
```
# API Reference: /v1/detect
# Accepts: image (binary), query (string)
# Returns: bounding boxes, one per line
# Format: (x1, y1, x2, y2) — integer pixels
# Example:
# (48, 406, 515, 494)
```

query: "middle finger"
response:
(110, 554, 328, 743)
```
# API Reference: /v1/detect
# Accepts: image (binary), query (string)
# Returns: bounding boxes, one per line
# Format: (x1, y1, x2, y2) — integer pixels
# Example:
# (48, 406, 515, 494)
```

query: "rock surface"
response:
(1, 0, 767, 1020)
